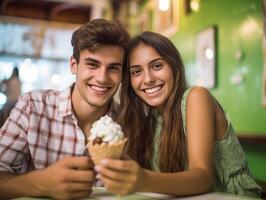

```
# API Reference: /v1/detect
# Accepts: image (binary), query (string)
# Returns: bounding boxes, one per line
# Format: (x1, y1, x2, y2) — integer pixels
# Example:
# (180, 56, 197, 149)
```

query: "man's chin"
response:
(87, 98, 112, 108)
(85, 90, 116, 107)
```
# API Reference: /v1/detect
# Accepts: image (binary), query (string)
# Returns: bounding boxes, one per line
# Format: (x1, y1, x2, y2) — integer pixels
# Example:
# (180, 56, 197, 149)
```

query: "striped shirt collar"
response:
(58, 85, 73, 117)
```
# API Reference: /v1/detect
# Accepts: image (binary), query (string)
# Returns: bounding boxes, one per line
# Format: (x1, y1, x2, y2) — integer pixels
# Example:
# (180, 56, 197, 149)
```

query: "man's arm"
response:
(0, 156, 95, 199)
(0, 170, 45, 199)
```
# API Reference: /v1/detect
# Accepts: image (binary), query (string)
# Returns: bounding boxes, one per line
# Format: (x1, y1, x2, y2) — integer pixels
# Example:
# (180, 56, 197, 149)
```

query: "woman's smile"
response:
(142, 85, 163, 95)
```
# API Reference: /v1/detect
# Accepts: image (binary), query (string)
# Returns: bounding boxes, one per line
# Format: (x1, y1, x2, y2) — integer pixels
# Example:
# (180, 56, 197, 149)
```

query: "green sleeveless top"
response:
(151, 88, 261, 197)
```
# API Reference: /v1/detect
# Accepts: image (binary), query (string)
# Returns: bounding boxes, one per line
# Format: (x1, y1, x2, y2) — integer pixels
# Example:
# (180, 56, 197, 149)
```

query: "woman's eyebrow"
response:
(130, 57, 163, 68)
(148, 57, 164, 64)
(130, 65, 140, 69)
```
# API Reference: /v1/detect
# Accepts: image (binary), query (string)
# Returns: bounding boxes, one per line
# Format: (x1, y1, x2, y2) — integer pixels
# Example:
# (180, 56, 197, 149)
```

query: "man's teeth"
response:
(91, 85, 108, 92)
(144, 86, 161, 94)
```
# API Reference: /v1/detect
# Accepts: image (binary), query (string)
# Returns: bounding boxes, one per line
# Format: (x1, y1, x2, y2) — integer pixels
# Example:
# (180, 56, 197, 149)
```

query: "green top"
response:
(151, 87, 261, 197)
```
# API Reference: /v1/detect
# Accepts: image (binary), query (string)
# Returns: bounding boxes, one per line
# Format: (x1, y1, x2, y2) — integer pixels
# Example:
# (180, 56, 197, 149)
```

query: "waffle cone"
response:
(88, 138, 127, 165)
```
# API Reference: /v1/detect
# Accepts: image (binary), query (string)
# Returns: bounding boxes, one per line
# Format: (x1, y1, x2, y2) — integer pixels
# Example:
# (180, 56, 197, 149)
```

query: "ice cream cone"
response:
(88, 138, 127, 165)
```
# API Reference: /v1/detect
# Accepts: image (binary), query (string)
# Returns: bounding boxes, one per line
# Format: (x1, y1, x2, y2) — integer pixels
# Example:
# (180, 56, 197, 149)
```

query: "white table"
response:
(15, 187, 262, 200)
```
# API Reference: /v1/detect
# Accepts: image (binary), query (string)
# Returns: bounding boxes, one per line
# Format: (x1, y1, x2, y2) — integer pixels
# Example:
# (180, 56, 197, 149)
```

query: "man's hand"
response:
(0, 156, 96, 200)
(36, 156, 96, 199)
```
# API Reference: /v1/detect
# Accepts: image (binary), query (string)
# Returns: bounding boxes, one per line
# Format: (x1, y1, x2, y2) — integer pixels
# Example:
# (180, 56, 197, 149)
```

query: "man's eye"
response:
(109, 66, 121, 72)
(86, 63, 98, 68)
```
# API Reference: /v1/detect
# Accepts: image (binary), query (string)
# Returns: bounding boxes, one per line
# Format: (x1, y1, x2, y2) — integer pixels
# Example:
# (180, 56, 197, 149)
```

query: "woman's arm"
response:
(96, 87, 216, 196)
(96, 158, 212, 196)
(184, 86, 215, 191)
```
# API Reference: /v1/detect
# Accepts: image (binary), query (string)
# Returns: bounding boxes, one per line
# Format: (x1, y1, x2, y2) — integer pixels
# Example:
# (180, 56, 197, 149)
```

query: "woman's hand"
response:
(95, 157, 145, 195)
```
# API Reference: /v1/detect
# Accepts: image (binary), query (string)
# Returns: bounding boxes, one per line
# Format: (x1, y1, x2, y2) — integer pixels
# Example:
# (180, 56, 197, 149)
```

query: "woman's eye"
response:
(130, 69, 141, 76)
(152, 63, 163, 70)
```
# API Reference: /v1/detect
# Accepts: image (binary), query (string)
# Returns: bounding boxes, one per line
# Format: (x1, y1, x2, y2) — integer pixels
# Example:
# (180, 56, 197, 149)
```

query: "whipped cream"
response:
(88, 115, 124, 144)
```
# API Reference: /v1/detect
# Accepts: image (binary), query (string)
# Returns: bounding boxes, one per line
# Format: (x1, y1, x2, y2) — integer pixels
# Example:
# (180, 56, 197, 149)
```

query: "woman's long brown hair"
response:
(118, 31, 187, 172)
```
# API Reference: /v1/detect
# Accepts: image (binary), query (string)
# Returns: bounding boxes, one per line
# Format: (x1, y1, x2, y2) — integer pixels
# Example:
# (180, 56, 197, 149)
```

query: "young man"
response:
(0, 19, 129, 199)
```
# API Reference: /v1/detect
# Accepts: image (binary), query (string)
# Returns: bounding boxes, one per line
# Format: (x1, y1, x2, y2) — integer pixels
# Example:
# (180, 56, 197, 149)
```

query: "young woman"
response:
(94, 31, 261, 197)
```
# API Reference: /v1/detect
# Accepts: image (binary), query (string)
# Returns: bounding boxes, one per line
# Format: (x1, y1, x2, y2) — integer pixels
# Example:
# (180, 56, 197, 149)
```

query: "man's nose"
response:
(97, 67, 108, 83)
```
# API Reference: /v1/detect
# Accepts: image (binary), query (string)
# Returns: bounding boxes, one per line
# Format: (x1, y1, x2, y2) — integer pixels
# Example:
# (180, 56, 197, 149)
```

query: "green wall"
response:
(170, 0, 266, 182)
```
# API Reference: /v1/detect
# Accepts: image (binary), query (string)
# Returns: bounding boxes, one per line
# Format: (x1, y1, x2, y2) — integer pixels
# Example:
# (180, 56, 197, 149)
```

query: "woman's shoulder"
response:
(184, 86, 213, 105)
(184, 86, 216, 120)
(187, 86, 210, 96)
(181, 86, 214, 130)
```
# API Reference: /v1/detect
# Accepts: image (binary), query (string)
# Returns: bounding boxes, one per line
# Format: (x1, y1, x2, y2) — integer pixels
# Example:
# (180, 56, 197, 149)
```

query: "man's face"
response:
(71, 45, 124, 109)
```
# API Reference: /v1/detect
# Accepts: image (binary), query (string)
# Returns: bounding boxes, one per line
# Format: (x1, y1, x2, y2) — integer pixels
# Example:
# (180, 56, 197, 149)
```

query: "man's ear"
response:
(70, 56, 78, 75)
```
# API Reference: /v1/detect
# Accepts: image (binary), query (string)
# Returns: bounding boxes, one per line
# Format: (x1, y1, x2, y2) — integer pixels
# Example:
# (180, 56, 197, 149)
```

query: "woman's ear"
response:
(70, 56, 78, 75)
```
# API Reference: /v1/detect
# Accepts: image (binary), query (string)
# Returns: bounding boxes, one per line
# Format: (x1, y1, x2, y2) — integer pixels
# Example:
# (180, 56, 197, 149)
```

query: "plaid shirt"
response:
(0, 85, 115, 174)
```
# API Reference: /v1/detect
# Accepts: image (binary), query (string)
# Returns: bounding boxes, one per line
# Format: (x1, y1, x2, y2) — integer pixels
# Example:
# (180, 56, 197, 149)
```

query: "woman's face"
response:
(129, 43, 174, 111)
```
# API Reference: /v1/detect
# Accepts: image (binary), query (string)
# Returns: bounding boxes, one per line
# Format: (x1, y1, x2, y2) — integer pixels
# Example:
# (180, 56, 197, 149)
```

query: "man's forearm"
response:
(0, 171, 44, 199)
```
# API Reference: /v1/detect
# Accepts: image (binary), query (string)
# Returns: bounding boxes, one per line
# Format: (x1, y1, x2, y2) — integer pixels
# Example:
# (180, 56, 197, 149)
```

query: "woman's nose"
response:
(143, 71, 155, 85)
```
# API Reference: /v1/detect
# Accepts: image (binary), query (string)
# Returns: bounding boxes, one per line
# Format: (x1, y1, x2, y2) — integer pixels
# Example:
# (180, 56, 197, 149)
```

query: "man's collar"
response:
(58, 85, 73, 117)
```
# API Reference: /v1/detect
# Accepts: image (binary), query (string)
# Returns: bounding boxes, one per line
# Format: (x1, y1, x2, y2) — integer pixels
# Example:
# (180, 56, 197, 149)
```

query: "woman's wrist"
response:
(138, 169, 153, 192)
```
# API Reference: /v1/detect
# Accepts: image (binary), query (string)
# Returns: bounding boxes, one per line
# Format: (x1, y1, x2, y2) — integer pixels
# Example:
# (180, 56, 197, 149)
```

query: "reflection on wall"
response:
(0, 23, 43, 56)
(0, 57, 75, 109)
(0, 18, 77, 59)
(41, 28, 73, 59)
(0, 19, 77, 109)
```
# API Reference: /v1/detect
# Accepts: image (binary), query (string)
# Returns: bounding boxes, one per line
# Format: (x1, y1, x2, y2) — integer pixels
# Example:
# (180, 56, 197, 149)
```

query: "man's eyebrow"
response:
(84, 57, 122, 67)
(84, 57, 100, 63)
(130, 57, 163, 68)
(108, 62, 123, 67)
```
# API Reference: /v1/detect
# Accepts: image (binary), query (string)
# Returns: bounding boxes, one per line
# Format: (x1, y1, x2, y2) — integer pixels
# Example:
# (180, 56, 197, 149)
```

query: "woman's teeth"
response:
(144, 86, 161, 94)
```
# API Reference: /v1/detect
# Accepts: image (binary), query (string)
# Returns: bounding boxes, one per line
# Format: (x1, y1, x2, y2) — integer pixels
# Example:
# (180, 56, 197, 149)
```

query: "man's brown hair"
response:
(71, 18, 130, 63)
